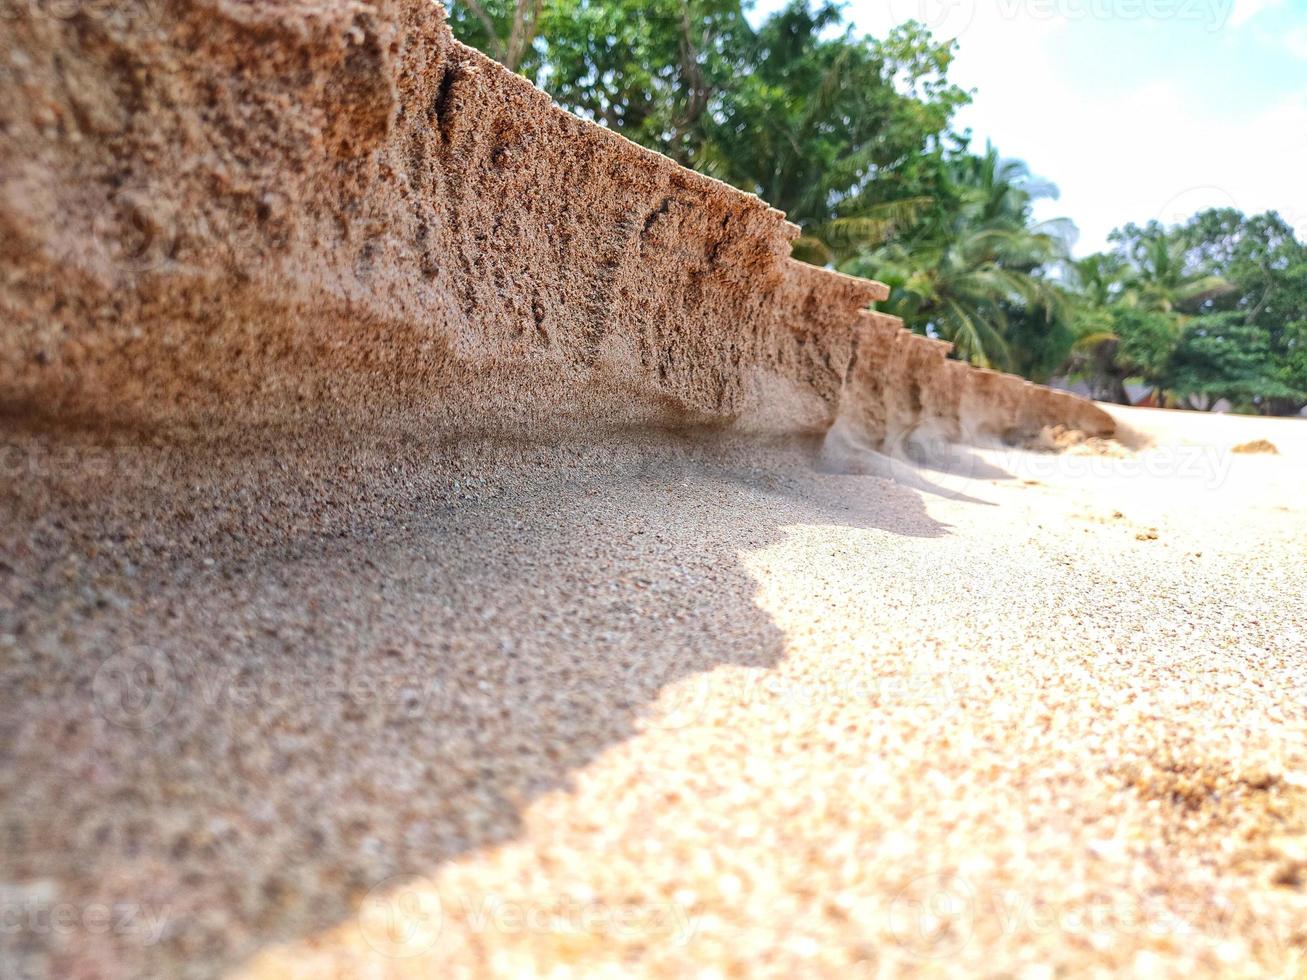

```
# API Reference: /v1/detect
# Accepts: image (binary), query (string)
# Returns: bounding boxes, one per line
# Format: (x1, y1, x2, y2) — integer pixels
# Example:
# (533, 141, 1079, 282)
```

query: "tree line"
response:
(448, 0, 1307, 415)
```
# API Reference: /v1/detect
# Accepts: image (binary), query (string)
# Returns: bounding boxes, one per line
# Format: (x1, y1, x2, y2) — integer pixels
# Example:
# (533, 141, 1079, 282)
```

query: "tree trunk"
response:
(1105, 374, 1130, 406)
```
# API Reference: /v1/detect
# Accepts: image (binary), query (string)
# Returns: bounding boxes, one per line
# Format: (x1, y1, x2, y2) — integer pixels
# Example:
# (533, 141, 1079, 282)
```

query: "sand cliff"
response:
(0, 0, 1111, 448)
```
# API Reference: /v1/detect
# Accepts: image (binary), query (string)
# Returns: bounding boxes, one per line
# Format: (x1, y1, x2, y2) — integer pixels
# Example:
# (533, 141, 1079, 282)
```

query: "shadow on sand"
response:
(0, 425, 1014, 976)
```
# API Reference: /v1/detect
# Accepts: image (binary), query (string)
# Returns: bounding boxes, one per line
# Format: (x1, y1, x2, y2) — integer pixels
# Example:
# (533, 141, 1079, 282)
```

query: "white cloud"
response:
(1031, 85, 1307, 252)
(1283, 25, 1307, 59)
(846, 0, 1307, 254)
(1228, 0, 1282, 28)
(755, 0, 1307, 252)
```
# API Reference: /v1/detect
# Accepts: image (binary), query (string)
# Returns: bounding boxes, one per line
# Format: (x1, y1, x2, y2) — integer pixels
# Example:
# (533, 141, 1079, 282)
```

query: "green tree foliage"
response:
(844, 148, 1075, 371)
(449, 0, 966, 245)
(700, 6, 966, 260)
(1111, 307, 1180, 389)
(1178, 210, 1307, 411)
(1107, 220, 1234, 313)
(446, 0, 1306, 414)
(1169, 312, 1301, 409)
(446, 0, 552, 74)
(1069, 210, 1307, 413)
(538, 0, 752, 164)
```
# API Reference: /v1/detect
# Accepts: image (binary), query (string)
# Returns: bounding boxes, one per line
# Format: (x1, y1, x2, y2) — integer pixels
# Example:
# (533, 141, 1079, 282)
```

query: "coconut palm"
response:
(1063, 254, 1133, 402)
(1066, 226, 1235, 405)
(846, 148, 1075, 370)
(1110, 223, 1234, 314)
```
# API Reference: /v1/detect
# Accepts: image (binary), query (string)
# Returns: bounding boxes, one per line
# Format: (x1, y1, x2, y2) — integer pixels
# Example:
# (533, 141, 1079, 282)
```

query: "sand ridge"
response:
(1, 0, 1108, 449)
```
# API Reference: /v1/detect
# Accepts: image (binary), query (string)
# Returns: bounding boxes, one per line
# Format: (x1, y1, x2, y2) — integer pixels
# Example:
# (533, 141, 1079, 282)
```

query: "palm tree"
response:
(1066, 228, 1236, 406)
(1119, 231, 1234, 314)
(1064, 254, 1132, 403)
(790, 198, 934, 267)
(847, 148, 1075, 370)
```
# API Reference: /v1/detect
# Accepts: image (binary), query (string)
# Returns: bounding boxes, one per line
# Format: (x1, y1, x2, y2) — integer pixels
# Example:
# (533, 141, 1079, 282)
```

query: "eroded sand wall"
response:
(0, 0, 1113, 446)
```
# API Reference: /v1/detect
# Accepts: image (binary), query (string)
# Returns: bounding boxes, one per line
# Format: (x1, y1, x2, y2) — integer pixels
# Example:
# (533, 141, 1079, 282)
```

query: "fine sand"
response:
(1, 405, 1304, 978)
(4, 4, 1299, 976)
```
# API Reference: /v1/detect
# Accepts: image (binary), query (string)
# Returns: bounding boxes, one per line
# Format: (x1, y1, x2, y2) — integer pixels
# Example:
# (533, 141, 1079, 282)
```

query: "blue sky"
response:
(752, 0, 1307, 255)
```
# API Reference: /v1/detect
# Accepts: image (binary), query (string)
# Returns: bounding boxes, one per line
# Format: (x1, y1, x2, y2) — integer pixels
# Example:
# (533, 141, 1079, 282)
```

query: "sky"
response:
(752, 0, 1307, 255)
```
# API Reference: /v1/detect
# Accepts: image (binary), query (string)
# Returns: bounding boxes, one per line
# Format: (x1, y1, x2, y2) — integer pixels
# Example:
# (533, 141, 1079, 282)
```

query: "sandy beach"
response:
(4, 1, 1305, 975)
(1, 405, 1304, 978)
